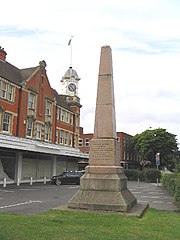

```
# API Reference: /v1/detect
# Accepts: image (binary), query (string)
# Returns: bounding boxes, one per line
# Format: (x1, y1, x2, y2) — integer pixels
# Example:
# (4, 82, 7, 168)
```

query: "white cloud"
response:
(1, 0, 180, 145)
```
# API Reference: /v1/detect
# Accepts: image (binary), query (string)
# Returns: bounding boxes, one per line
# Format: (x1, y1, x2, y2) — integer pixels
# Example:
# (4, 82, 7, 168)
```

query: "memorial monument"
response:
(68, 46, 146, 213)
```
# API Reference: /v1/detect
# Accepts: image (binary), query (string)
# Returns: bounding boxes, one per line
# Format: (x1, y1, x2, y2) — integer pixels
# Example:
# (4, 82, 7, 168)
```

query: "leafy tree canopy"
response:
(132, 128, 179, 168)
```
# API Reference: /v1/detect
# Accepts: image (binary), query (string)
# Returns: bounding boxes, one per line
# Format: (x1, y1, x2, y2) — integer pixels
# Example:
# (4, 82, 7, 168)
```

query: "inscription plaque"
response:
(89, 139, 117, 165)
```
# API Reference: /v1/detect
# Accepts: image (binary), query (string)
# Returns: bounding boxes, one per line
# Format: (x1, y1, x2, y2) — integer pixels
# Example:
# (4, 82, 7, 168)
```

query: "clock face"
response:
(68, 83, 76, 92)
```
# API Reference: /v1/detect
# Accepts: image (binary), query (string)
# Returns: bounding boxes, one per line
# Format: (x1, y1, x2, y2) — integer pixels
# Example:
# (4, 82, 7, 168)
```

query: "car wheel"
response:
(56, 178, 62, 185)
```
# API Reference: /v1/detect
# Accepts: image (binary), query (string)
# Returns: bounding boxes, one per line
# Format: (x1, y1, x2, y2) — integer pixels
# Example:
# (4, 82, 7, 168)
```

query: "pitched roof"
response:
(21, 66, 39, 82)
(53, 89, 74, 112)
(0, 60, 22, 85)
(0, 59, 39, 85)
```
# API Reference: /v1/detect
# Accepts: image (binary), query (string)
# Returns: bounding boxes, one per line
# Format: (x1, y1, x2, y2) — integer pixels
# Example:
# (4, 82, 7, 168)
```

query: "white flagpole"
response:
(68, 36, 73, 66)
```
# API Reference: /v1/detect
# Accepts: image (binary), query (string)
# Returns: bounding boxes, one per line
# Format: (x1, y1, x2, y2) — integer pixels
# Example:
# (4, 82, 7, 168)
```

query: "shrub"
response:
(124, 168, 161, 182)
(161, 173, 176, 194)
(124, 169, 140, 181)
(174, 173, 180, 202)
(142, 169, 161, 183)
(161, 172, 180, 204)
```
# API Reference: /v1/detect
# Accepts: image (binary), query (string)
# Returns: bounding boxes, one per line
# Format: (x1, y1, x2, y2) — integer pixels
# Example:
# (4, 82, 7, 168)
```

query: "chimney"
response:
(0, 47, 7, 61)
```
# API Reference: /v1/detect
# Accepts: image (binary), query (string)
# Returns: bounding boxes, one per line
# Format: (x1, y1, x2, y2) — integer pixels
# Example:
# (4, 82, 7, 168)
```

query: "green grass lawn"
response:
(0, 209, 179, 240)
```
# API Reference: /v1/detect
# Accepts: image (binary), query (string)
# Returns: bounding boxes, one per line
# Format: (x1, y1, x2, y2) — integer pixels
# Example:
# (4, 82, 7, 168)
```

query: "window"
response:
(65, 112, 70, 123)
(36, 123, 42, 139)
(26, 118, 33, 137)
(76, 114, 80, 127)
(45, 124, 51, 141)
(79, 138, 83, 147)
(46, 101, 51, 116)
(0, 80, 14, 101)
(60, 109, 65, 122)
(64, 131, 68, 145)
(60, 130, 64, 144)
(85, 138, 90, 147)
(123, 151, 126, 160)
(126, 138, 129, 147)
(1, 81, 7, 98)
(69, 133, 73, 146)
(56, 108, 60, 120)
(122, 137, 125, 146)
(28, 93, 35, 109)
(7, 85, 13, 101)
(3, 113, 11, 132)
(55, 129, 59, 143)
(60, 109, 71, 124)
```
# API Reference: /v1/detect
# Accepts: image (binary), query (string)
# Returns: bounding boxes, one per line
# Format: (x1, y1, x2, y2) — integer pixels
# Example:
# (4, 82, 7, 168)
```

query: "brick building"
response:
(79, 130, 138, 169)
(0, 47, 88, 184)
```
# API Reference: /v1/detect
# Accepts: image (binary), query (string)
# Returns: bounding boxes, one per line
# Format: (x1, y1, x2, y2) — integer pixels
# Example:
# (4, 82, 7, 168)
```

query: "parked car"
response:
(51, 171, 85, 185)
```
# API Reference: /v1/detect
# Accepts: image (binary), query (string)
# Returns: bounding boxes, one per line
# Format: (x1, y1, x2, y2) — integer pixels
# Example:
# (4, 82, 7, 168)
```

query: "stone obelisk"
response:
(68, 45, 137, 212)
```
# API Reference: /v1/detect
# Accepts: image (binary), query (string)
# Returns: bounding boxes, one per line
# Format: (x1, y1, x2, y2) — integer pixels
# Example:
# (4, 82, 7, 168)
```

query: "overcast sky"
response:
(1, 0, 180, 145)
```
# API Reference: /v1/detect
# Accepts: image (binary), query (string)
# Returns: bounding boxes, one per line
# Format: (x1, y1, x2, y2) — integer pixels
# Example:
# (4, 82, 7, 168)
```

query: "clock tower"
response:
(60, 66, 82, 149)
(61, 66, 80, 97)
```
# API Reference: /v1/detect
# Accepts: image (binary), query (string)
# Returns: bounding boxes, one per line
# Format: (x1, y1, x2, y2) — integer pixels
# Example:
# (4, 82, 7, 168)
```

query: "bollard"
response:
(17, 178, 19, 186)
(138, 178, 140, 186)
(30, 177, 33, 185)
(44, 177, 46, 184)
(3, 178, 6, 188)
(157, 178, 159, 186)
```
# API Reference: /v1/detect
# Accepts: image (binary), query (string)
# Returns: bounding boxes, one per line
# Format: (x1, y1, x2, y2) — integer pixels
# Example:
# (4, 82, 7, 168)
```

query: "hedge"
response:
(124, 169, 161, 183)
(161, 172, 180, 203)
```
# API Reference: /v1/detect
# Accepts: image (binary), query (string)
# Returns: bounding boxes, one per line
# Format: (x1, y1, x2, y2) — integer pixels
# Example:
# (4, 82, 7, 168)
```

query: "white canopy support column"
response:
(15, 152, 23, 184)
(51, 155, 57, 177)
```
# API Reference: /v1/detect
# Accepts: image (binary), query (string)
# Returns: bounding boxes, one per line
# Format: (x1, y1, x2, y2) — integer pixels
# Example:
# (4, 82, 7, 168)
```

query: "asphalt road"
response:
(0, 181, 178, 214)
(0, 183, 79, 214)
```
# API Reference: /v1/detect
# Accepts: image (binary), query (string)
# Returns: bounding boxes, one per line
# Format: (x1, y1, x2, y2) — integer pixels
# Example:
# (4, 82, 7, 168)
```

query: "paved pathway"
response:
(127, 181, 179, 211)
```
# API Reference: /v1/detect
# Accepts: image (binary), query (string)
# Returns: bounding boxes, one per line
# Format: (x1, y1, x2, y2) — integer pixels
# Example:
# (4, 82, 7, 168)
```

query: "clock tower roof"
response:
(61, 66, 80, 82)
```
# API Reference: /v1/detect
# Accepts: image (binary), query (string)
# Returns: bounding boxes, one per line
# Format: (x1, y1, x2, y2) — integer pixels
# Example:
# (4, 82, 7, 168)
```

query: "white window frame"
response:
(26, 118, 33, 137)
(46, 100, 51, 116)
(60, 130, 64, 144)
(123, 137, 125, 146)
(28, 93, 35, 109)
(85, 138, 90, 147)
(7, 85, 13, 101)
(45, 124, 51, 141)
(1, 81, 7, 98)
(3, 113, 11, 132)
(60, 109, 65, 122)
(79, 138, 83, 147)
(36, 123, 42, 139)
(69, 133, 73, 147)
(56, 107, 60, 120)
(76, 114, 80, 127)
(65, 112, 70, 124)
(64, 131, 68, 145)
(55, 129, 59, 143)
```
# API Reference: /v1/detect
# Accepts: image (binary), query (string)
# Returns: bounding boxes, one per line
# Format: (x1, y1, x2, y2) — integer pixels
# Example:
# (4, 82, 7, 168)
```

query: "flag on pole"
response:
(68, 36, 73, 45)
(68, 39, 71, 45)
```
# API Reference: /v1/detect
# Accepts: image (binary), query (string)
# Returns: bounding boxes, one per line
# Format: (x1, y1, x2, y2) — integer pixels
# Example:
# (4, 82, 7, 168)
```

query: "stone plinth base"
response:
(68, 171, 137, 212)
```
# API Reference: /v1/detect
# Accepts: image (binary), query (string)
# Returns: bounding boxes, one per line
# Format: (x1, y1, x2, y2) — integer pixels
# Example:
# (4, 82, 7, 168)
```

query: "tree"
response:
(132, 128, 179, 169)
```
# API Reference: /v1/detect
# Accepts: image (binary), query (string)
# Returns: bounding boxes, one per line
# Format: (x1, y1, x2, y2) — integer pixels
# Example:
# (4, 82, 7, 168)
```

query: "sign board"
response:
(156, 153, 160, 166)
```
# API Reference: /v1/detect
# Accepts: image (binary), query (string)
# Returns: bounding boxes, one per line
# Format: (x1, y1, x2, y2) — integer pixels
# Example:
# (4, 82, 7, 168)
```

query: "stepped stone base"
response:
(68, 171, 137, 212)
